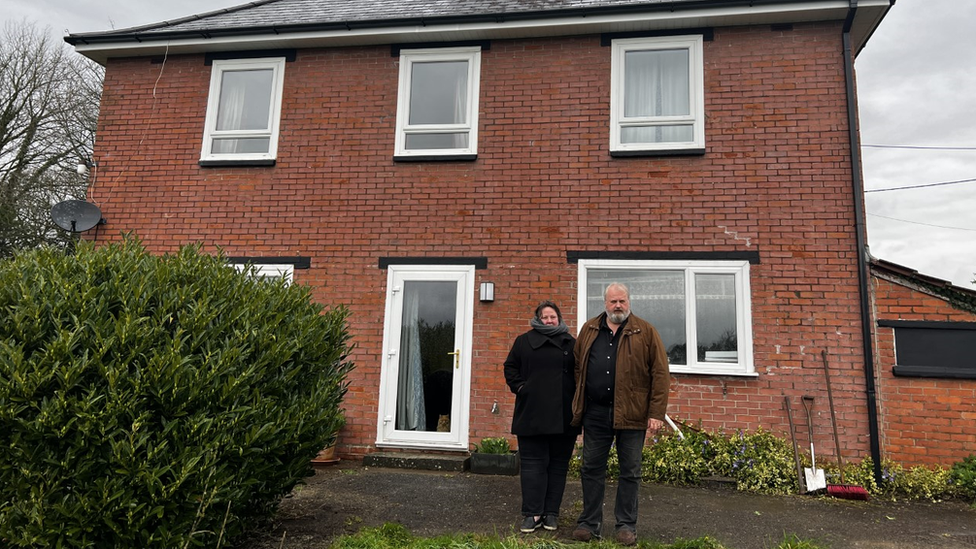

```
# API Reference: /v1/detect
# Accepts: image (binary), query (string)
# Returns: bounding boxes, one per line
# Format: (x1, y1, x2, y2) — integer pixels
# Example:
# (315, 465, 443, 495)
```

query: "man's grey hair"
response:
(603, 282, 630, 299)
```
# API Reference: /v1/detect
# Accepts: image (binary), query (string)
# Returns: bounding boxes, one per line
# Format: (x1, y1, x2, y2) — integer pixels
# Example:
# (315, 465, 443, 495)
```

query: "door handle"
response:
(448, 349, 460, 369)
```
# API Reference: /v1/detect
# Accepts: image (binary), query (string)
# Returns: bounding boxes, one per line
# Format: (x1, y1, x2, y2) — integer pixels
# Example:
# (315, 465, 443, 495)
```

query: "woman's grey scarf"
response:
(530, 317, 569, 336)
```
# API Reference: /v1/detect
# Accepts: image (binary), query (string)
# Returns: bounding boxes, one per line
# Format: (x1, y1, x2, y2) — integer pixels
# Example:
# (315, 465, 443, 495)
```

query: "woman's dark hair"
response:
(534, 300, 562, 322)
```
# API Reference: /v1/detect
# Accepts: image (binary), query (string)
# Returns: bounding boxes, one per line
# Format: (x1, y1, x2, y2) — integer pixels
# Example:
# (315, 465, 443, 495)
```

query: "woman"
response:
(504, 300, 580, 533)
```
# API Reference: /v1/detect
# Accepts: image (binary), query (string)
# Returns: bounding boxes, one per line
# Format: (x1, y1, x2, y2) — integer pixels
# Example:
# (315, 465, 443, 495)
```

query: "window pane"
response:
(621, 124, 694, 144)
(404, 133, 469, 150)
(212, 137, 271, 154)
(409, 61, 468, 125)
(216, 69, 274, 131)
(623, 49, 689, 118)
(695, 273, 737, 363)
(587, 269, 686, 365)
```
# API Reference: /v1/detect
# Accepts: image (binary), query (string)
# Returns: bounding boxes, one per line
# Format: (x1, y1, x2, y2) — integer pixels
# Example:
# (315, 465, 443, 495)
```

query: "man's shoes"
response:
(572, 527, 595, 542)
(615, 529, 637, 546)
(542, 514, 558, 531)
(520, 515, 543, 533)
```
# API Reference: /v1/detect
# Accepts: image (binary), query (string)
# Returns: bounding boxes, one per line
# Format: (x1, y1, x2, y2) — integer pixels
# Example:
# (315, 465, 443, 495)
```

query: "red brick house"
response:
(68, 0, 970, 473)
(870, 259, 976, 466)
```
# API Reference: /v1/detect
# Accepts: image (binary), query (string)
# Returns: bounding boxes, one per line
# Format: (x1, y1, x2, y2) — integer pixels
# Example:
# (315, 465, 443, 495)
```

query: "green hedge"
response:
(0, 239, 353, 547)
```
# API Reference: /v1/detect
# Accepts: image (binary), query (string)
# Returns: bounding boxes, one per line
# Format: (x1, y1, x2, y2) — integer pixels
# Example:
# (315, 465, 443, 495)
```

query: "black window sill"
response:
(611, 148, 705, 158)
(199, 159, 276, 167)
(892, 365, 976, 380)
(394, 154, 477, 162)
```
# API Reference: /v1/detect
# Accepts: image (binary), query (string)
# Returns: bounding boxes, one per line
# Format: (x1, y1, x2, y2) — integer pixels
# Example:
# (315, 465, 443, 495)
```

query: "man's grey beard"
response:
(607, 310, 631, 324)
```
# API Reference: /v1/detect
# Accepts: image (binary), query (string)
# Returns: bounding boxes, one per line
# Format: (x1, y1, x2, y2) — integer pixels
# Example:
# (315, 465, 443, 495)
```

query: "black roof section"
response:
(871, 258, 976, 315)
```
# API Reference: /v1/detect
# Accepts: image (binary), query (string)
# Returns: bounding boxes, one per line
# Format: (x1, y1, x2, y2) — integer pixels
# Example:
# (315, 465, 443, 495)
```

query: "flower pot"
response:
(311, 444, 340, 465)
(469, 451, 519, 475)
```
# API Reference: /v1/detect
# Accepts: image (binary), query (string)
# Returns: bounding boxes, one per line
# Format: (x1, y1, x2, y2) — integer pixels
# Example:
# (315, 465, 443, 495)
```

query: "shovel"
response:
(800, 395, 826, 493)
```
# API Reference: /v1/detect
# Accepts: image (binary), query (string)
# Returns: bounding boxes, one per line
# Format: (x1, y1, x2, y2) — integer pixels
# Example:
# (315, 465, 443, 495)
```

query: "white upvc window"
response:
(610, 35, 705, 153)
(394, 47, 481, 158)
(201, 58, 286, 162)
(233, 263, 293, 284)
(577, 259, 754, 376)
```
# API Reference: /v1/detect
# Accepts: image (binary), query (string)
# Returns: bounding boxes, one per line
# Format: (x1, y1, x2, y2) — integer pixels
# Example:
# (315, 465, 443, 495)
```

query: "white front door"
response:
(377, 265, 473, 450)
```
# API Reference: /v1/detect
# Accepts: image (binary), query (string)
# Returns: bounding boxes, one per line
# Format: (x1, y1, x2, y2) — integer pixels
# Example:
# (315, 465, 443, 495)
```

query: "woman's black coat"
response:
(503, 328, 580, 437)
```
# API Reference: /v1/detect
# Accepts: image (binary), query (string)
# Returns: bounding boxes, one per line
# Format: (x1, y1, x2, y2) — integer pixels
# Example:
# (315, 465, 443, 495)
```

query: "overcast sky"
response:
(4, 0, 973, 288)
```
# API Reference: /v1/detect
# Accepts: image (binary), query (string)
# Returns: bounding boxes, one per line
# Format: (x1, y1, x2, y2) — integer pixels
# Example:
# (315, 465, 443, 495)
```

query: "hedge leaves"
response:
(0, 239, 353, 547)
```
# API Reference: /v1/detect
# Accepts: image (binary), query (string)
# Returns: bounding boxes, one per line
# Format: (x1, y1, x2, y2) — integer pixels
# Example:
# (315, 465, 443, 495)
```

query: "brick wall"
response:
(871, 274, 976, 466)
(91, 21, 883, 463)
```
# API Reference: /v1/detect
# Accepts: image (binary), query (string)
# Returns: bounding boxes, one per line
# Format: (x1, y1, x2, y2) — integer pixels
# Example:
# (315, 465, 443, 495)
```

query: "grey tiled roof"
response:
(65, 0, 891, 63)
(72, 0, 715, 37)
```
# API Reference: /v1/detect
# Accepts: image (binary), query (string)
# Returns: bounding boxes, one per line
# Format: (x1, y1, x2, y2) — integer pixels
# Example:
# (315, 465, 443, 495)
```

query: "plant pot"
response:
(311, 444, 340, 465)
(469, 451, 519, 475)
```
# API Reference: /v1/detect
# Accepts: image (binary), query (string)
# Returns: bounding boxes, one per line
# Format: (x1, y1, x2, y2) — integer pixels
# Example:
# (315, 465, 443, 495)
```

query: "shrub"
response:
(643, 428, 715, 486)
(840, 457, 880, 495)
(474, 437, 511, 454)
(890, 464, 953, 502)
(0, 239, 353, 548)
(949, 454, 976, 504)
(704, 428, 796, 495)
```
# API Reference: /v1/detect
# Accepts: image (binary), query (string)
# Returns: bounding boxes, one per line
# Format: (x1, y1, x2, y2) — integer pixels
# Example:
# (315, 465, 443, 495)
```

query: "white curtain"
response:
(396, 286, 427, 431)
(623, 49, 689, 143)
(452, 62, 468, 148)
(214, 73, 247, 153)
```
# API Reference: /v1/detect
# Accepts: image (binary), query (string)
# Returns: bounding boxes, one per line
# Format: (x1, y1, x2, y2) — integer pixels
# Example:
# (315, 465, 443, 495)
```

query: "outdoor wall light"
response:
(479, 282, 495, 302)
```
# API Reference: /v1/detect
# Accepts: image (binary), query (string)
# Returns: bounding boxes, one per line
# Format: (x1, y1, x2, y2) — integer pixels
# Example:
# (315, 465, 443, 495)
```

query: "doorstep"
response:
(363, 452, 470, 472)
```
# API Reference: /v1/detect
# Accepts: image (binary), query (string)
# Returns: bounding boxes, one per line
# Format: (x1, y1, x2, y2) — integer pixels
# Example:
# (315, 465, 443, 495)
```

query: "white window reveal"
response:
(610, 35, 705, 153)
(201, 58, 286, 162)
(577, 260, 754, 376)
(395, 47, 481, 158)
(233, 263, 293, 284)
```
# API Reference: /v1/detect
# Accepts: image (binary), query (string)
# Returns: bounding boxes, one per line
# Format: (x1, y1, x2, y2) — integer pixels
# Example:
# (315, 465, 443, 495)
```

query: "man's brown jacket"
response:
(570, 312, 670, 429)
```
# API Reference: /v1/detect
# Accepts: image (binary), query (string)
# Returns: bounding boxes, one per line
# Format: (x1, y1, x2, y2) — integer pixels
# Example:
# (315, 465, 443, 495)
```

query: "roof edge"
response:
(65, 0, 893, 65)
(870, 257, 976, 315)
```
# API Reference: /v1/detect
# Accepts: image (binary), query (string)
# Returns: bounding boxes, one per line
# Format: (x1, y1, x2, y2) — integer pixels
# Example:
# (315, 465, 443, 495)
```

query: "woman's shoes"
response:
(521, 514, 558, 533)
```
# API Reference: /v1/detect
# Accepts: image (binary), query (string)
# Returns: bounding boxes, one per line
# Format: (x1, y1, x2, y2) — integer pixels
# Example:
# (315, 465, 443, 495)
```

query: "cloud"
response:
(857, 0, 976, 287)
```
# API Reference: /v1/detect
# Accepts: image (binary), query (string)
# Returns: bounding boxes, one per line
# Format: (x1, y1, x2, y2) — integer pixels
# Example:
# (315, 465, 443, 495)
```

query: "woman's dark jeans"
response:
(517, 432, 578, 517)
(576, 401, 646, 535)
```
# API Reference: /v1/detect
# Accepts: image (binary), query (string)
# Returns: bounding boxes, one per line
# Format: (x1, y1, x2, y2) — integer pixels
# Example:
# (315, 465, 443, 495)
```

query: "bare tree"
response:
(0, 21, 103, 257)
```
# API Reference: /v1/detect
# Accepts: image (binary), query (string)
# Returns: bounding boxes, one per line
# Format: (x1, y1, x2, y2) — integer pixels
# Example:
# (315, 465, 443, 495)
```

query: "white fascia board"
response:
(73, 1, 890, 65)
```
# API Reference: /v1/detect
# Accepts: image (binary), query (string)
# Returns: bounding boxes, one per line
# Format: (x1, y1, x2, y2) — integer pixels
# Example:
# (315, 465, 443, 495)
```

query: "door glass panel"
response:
(396, 281, 457, 432)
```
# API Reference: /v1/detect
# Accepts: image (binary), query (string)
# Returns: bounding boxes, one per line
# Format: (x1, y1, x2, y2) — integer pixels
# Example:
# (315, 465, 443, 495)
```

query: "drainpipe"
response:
(842, 1, 884, 486)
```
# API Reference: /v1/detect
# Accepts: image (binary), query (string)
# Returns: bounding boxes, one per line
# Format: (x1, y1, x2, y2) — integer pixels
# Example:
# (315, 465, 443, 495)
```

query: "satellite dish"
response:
(51, 200, 103, 233)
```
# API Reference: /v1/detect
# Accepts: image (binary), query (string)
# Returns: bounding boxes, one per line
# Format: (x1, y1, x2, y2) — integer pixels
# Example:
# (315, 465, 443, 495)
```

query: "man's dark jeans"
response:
(576, 401, 646, 535)
(517, 433, 578, 517)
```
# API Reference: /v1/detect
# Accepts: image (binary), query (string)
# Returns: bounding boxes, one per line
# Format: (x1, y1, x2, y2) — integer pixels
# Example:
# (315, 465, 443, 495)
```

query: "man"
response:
(570, 282, 670, 546)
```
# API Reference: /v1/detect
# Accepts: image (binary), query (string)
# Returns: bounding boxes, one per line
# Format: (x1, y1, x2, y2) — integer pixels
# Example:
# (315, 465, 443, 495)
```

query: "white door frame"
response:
(376, 264, 474, 450)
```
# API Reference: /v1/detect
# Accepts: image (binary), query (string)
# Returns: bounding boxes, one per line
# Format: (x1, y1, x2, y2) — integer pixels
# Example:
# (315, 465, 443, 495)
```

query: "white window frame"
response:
(577, 259, 755, 376)
(394, 47, 481, 158)
(610, 35, 705, 153)
(233, 263, 293, 284)
(201, 58, 286, 162)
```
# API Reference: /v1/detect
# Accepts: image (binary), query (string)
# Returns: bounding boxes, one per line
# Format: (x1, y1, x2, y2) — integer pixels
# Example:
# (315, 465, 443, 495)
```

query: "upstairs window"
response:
(201, 58, 286, 163)
(610, 35, 704, 154)
(395, 47, 481, 159)
(578, 259, 754, 376)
